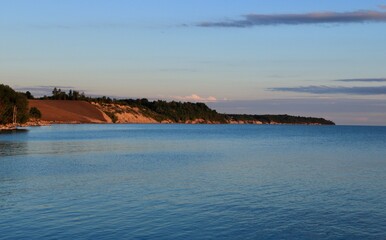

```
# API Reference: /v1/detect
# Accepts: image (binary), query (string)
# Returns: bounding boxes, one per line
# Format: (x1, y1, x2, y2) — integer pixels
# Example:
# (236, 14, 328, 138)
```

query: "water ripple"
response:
(0, 124, 386, 239)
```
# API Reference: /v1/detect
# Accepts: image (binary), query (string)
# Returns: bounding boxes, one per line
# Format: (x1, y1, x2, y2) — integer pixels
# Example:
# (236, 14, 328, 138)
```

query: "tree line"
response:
(120, 98, 227, 123)
(227, 114, 335, 125)
(38, 88, 88, 101)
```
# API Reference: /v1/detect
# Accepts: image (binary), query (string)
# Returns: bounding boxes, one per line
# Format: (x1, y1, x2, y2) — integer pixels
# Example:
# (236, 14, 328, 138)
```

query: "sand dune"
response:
(28, 100, 111, 123)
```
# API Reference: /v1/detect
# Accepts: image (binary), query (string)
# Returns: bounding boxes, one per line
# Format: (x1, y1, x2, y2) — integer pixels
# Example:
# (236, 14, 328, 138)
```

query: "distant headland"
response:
(0, 84, 335, 129)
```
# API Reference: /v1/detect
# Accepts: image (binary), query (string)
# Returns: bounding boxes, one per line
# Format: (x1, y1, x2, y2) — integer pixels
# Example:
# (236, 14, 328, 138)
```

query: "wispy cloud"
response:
(334, 78, 386, 82)
(197, 10, 386, 28)
(30, 24, 73, 30)
(158, 68, 198, 73)
(269, 85, 386, 95)
(379, 5, 386, 10)
(27, 23, 140, 30)
(171, 94, 217, 102)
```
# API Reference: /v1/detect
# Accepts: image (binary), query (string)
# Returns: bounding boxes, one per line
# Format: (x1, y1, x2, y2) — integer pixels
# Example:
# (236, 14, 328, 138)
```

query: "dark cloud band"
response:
(269, 85, 386, 95)
(198, 10, 386, 27)
(335, 78, 386, 82)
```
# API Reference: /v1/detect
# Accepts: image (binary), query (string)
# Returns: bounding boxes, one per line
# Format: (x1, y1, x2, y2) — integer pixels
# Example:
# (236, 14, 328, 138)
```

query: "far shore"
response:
(1, 100, 335, 129)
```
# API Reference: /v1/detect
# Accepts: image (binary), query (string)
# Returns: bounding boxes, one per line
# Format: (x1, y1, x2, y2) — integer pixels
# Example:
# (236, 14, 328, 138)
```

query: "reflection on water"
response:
(0, 129, 29, 157)
(0, 129, 28, 135)
(0, 141, 28, 156)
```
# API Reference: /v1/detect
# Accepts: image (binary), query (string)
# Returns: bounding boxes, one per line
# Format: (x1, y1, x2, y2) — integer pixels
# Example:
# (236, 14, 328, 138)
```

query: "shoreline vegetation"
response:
(0, 84, 335, 130)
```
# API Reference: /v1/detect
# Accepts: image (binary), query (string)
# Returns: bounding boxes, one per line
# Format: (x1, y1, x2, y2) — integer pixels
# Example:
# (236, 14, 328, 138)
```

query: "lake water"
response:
(0, 124, 386, 239)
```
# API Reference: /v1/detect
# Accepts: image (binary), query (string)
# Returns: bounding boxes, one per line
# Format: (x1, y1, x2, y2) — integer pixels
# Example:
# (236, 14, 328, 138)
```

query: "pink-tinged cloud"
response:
(379, 5, 386, 10)
(198, 10, 386, 27)
(172, 94, 217, 102)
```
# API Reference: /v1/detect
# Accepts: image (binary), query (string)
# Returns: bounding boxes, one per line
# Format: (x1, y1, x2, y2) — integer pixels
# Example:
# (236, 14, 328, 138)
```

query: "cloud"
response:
(197, 10, 386, 28)
(27, 23, 140, 30)
(334, 78, 386, 82)
(379, 5, 386, 10)
(171, 94, 217, 102)
(158, 68, 198, 73)
(30, 24, 73, 30)
(269, 85, 386, 95)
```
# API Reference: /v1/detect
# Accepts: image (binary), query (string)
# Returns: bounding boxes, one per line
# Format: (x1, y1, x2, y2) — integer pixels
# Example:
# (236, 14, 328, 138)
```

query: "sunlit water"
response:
(1, 124, 386, 239)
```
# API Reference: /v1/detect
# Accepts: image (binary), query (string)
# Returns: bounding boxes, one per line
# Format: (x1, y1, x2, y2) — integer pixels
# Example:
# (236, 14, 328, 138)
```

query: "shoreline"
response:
(1, 120, 328, 131)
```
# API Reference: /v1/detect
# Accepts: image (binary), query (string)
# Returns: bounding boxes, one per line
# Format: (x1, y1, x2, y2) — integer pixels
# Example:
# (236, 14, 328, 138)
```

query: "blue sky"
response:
(1, 0, 386, 125)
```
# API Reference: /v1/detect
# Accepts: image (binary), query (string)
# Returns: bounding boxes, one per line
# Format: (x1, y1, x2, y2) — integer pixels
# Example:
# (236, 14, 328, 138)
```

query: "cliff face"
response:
(26, 100, 335, 125)
(93, 102, 228, 124)
(93, 103, 159, 124)
(27, 100, 162, 124)
(27, 101, 228, 124)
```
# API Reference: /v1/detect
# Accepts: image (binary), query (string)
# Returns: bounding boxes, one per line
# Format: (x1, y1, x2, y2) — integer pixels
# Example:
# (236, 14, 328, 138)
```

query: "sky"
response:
(1, 0, 386, 125)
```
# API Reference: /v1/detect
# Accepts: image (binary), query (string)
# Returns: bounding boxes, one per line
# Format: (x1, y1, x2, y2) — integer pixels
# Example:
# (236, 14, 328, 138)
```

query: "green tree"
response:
(68, 90, 73, 100)
(105, 111, 118, 123)
(25, 91, 34, 99)
(52, 87, 59, 99)
(0, 84, 29, 124)
(29, 107, 42, 119)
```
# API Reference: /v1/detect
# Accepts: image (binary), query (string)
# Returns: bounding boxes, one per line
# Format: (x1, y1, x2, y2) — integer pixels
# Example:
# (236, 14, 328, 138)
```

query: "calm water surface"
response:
(0, 124, 385, 239)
